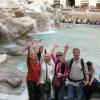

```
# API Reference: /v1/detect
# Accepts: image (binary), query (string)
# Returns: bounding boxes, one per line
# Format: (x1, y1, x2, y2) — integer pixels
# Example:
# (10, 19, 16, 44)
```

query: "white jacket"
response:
(39, 61, 55, 84)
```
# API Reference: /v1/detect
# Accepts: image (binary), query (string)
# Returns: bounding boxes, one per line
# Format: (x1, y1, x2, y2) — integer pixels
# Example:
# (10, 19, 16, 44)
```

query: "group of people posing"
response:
(26, 42, 100, 100)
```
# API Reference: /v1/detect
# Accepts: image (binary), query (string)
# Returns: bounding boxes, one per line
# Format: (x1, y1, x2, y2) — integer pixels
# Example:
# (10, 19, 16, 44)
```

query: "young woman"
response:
(51, 45, 69, 100)
(26, 43, 40, 100)
(39, 53, 55, 100)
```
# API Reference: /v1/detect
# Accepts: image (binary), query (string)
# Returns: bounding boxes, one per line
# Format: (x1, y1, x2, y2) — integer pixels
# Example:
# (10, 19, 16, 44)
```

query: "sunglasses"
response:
(56, 54, 62, 57)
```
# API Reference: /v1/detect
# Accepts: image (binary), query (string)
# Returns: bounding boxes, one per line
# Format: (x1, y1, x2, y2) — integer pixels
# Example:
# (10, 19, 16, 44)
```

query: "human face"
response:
(44, 54, 51, 63)
(30, 52, 37, 60)
(73, 48, 80, 60)
(56, 54, 63, 61)
(39, 46, 44, 53)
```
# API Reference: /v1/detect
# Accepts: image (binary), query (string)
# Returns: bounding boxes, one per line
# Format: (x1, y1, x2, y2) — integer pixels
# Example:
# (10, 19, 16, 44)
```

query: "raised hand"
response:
(64, 43, 69, 49)
(53, 45, 59, 48)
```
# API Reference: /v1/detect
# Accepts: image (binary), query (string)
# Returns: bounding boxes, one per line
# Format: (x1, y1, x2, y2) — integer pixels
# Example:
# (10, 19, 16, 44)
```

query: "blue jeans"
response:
(40, 84, 51, 100)
(59, 82, 65, 100)
(67, 84, 83, 100)
(54, 82, 65, 100)
(44, 93, 51, 100)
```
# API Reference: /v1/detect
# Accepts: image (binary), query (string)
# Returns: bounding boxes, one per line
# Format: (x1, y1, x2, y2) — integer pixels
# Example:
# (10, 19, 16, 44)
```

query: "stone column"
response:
(48, 0, 53, 5)
(60, 0, 66, 7)
(75, 0, 82, 7)
(66, 0, 70, 6)
(89, 0, 97, 8)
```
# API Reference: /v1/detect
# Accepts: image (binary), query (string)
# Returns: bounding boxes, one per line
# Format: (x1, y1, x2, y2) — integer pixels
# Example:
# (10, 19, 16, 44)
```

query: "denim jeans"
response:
(59, 82, 65, 100)
(27, 80, 39, 100)
(67, 84, 83, 100)
(44, 93, 51, 100)
(40, 84, 51, 100)
(54, 82, 65, 100)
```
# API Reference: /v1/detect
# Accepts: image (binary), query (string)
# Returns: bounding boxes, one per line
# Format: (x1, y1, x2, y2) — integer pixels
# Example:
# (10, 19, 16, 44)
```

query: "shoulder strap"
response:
(69, 58, 73, 70)
(81, 59, 84, 70)
(68, 58, 73, 78)
(68, 58, 86, 82)
(61, 62, 66, 74)
(81, 59, 86, 80)
(54, 61, 59, 76)
(45, 63, 48, 81)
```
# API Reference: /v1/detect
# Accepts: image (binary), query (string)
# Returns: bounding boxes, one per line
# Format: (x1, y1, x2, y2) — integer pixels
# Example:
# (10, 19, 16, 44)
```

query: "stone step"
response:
(0, 87, 99, 100)
(0, 88, 28, 100)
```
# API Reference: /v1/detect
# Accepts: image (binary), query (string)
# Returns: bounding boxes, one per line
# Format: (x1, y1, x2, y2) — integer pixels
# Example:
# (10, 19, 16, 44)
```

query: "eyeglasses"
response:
(56, 55, 62, 57)
(45, 56, 50, 57)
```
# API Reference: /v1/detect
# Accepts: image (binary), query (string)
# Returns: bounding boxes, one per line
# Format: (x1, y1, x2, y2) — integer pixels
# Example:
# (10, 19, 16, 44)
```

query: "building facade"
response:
(26, 0, 100, 8)
(1, 0, 100, 8)
(75, 0, 100, 8)
(25, 0, 69, 7)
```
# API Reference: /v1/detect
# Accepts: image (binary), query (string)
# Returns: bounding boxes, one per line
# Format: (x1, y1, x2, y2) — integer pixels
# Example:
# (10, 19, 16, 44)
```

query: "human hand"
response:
(57, 73, 63, 78)
(88, 82, 92, 86)
(54, 45, 58, 48)
(64, 43, 69, 49)
(36, 81, 40, 85)
(84, 81, 89, 86)
(28, 41, 36, 48)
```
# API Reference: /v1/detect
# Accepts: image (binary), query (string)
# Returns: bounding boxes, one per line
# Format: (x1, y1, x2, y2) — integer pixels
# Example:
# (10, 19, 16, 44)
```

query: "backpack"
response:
(68, 58, 86, 82)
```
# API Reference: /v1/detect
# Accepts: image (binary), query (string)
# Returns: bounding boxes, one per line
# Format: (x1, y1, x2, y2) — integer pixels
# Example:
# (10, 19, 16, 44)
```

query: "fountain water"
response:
(25, 1, 54, 31)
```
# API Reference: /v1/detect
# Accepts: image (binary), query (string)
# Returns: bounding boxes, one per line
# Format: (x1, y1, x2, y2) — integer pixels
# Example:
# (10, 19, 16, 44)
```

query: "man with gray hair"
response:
(66, 48, 89, 100)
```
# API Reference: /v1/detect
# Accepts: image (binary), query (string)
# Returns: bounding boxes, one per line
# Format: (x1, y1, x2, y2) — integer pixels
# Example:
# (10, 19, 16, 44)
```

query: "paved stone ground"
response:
(0, 67, 28, 100)
(0, 90, 99, 100)
(0, 88, 28, 100)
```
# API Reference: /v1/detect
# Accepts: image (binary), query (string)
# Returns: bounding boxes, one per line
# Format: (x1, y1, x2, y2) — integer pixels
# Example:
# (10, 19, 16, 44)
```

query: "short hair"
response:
(44, 53, 51, 57)
(87, 61, 92, 67)
(73, 48, 80, 52)
(56, 52, 63, 57)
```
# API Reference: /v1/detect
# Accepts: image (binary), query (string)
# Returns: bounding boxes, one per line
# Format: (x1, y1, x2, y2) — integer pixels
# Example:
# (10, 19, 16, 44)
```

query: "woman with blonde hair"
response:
(39, 53, 55, 100)
(26, 43, 40, 100)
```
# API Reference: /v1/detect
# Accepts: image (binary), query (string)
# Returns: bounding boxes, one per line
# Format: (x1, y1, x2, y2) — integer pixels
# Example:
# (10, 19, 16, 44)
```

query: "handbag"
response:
(44, 80, 51, 93)
(52, 61, 67, 87)
(52, 76, 61, 87)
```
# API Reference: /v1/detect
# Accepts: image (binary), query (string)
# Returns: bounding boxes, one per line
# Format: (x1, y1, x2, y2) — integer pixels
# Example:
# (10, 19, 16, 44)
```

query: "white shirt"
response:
(39, 61, 55, 84)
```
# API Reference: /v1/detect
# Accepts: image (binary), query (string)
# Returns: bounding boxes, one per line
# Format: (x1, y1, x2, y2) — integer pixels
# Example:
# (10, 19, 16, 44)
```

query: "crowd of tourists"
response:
(55, 18, 100, 25)
(26, 41, 100, 100)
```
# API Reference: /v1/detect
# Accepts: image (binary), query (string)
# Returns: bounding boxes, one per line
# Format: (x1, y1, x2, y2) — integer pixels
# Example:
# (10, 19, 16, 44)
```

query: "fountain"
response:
(0, 0, 54, 43)
(0, 0, 55, 99)
(0, 1, 99, 100)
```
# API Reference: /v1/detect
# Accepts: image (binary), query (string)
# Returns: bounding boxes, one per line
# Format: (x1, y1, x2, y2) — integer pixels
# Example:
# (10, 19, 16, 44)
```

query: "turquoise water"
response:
(33, 24, 100, 77)
(1, 24, 100, 78)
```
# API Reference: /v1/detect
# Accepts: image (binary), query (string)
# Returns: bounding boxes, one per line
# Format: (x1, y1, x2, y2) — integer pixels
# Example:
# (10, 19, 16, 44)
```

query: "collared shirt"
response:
(67, 58, 88, 86)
